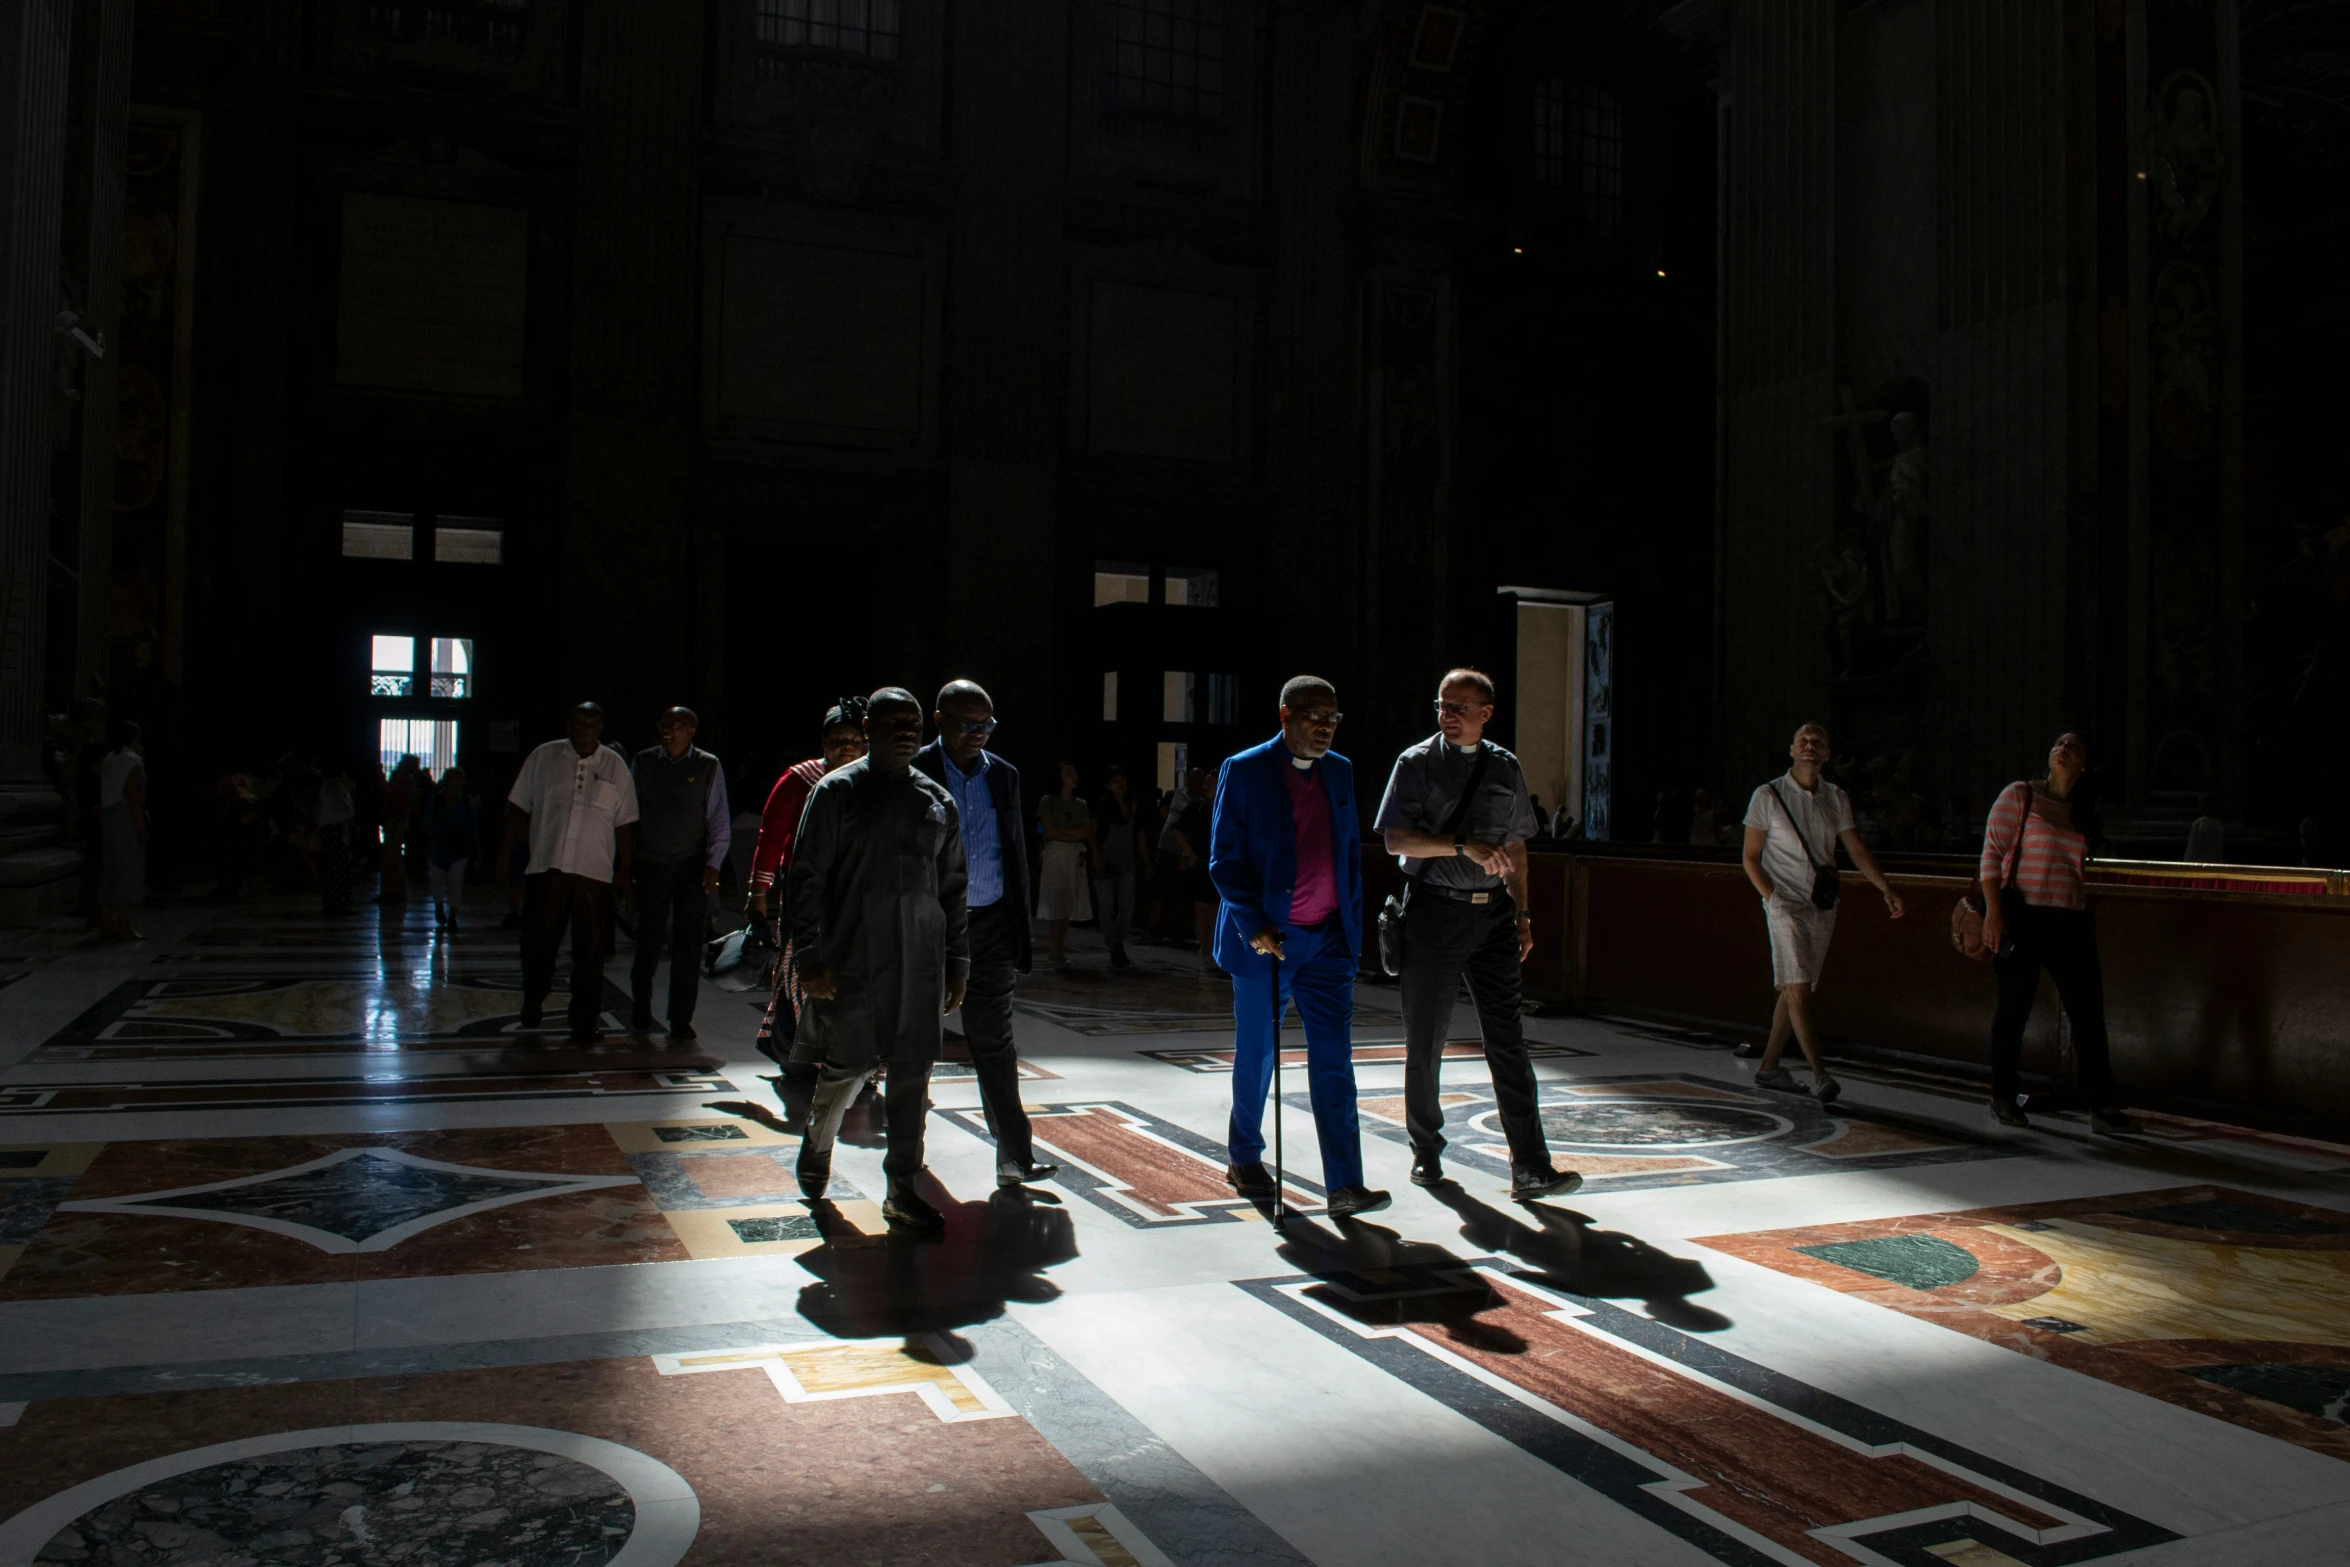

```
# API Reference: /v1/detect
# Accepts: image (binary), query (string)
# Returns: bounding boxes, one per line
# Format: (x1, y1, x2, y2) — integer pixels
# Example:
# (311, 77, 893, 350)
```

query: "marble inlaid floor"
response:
(1, 893, 2346, 1566)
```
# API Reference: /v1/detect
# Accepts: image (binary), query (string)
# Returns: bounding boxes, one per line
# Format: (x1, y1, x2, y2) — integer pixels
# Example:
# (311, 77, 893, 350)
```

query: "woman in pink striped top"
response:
(1978, 732, 2138, 1134)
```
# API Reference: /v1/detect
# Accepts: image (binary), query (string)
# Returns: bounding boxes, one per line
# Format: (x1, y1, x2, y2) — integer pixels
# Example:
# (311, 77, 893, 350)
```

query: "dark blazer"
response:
(1207, 735, 1363, 980)
(914, 739, 1034, 973)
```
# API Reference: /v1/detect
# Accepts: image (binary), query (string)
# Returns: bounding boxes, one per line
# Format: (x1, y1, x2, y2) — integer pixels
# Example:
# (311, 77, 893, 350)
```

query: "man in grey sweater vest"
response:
(630, 706, 731, 1040)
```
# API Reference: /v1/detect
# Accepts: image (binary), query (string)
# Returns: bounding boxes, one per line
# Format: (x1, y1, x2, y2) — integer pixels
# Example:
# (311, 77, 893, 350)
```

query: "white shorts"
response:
(1763, 897, 1836, 988)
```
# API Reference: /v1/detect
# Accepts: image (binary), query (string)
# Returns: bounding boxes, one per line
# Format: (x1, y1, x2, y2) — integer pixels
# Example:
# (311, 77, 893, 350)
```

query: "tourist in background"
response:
(2184, 794, 2225, 864)
(318, 761, 356, 915)
(1092, 765, 1141, 968)
(426, 767, 479, 928)
(1177, 765, 1217, 973)
(1688, 787, 1720, 846)
(378, 754, 421, 903)
(501, 703, 639, 1044)
(629, 706, 731, 1041)
(1035, 760, 1094, 970)
(1739, 721, 1905, 1102)
(749, 699, 869, 1065)
(1979, 732, 2138, 1134)
(98, 721, 148, 942)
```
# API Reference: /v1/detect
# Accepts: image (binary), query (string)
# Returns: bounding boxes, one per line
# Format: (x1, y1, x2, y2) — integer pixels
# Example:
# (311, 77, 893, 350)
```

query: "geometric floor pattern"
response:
(0, 888, 2345, 1565)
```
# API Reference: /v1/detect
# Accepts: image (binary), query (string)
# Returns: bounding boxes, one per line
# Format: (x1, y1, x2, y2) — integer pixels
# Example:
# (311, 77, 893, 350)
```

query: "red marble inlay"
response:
(1027, 1107, 1317, 1216)
(1315, 1271, 2065, 1564)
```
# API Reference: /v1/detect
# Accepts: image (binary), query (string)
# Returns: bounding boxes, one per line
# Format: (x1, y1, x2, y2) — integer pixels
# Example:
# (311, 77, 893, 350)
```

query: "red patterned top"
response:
(1980, 781, 2087, 910)
(750, 758, 829, 891)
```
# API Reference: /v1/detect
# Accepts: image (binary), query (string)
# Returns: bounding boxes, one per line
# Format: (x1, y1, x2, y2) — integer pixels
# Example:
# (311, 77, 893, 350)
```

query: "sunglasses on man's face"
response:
(1294, 710, 1343, 728)
(948, 717, 999, 737)
(1433, 700, 1485, 719)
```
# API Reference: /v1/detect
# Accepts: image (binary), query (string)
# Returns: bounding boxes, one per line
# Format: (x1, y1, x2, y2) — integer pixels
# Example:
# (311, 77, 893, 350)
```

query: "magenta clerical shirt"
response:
(1282, 757, 1339, 928)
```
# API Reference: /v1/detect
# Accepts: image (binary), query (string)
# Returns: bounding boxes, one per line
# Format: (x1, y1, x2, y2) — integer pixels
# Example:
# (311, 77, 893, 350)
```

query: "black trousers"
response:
(1400, 888, 1552, 1171)
(1990, 905, 2116, 1108)
(630, 859, 710, 1027)
(960, 902, 1037, 1166)
(806, 1059, 932, 1191)
(521, 871, 614, 1033)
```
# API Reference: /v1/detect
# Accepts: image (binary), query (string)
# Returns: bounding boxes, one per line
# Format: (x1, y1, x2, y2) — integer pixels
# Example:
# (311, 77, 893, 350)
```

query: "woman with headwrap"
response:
(749, 698, 871, 1062)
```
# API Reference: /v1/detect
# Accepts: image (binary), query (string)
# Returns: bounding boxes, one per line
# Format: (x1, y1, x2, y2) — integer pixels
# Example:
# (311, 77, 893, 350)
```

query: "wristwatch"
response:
(1452, 832, 1467, 852)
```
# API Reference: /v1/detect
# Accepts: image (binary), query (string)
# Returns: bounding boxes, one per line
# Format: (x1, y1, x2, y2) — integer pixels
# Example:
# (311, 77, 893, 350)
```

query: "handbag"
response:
(1951, 783, 2029, 962)
(1767, 781, 1841, 911)
(1378, 744, 1492, 977)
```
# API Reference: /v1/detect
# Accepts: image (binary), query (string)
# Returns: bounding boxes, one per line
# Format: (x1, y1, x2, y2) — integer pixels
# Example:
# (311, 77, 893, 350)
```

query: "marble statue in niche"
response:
(1821, 382, 1931, 674)
(2149, 70, 2225, 241)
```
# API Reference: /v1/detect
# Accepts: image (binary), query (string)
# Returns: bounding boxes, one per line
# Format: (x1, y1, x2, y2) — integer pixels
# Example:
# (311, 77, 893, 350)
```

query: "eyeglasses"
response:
(1433, 700, 1485, 718)
(949, 717, 999, 737)
(1294, 710, 1343, 728)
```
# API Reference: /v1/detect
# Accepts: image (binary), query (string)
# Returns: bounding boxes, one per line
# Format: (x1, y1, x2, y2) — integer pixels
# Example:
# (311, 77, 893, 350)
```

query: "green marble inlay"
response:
(2183, 1363, 2350, 1423)
(1796, 1234, 1980, 1290)
(728, 1213, 819, 1244)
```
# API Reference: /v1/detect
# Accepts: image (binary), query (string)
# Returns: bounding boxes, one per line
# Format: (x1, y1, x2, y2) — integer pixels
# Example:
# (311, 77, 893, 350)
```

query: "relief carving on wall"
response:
(2153, 260, 2218, 460)
(2148, 69, 2225, 241)
(1819, 381, 1930, 682)
(764, 60, 889, 204)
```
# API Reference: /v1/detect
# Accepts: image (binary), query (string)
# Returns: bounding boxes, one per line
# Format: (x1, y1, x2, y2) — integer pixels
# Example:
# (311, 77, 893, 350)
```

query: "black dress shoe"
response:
(1991, 1099, 2031, 1128)
(629, 1012, 655, 1035)
(1510, 1166, 1584, 1202)
(997, 1158, 1060, 1189)
(796, 1143, 831, 1199)
(2089, 1107, 2141, 1136)
(1225, 1161, 1276, 1198)
(518, 1003, 543, 1030)
(1325, 1185, 1392, 1219)
(667, 1021, 698, 1042)
(569, 1026, 604, 1045)
(1409, 1157, 1446, 1187)
(882, 1188, 946, 1235)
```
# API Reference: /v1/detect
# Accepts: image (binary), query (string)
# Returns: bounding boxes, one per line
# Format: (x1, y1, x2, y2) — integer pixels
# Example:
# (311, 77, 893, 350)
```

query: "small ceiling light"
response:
(1513, 246, 1524, 253)
(1656, 268, 1668, 277)
(2136, 170, 2147, 179)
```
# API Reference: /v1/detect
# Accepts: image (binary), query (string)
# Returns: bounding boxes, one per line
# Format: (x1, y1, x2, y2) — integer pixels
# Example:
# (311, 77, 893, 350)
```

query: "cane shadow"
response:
(1427, 1183, 1731, 1332)
(790, 1185, 1078, 1352)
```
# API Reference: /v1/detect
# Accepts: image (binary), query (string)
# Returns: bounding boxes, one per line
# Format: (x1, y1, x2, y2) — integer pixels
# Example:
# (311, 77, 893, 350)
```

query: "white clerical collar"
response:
(1289, 753, 1314, 771)
(1450, 742, 1478, 755)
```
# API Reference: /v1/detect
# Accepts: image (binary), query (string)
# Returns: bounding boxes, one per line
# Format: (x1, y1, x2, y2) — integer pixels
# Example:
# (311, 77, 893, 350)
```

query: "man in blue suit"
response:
(1209, 675, 1391, 1219)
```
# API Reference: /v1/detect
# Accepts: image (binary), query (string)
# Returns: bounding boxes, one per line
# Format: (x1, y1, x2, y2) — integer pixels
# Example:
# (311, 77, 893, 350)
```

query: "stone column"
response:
(943, 0, 1069, 780)
(566, 0, 706, 742)
(0, 0, 73, 776)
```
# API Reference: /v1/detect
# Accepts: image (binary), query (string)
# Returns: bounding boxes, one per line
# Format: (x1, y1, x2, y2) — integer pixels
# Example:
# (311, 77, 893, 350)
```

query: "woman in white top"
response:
(97, 722, 148, 941)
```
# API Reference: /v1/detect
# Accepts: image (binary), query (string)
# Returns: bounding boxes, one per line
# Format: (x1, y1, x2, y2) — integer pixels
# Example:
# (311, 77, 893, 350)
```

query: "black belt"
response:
(1411, 882, 1510, 907)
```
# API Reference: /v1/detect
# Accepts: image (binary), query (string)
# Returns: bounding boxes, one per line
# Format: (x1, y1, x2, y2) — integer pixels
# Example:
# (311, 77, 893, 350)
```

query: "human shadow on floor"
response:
(791, 1184, 1077, 1347)
(1427, 1183, 1730, 1332)
(709, 1069, 887, 1147)
(1268, 1214, 1531, 1353)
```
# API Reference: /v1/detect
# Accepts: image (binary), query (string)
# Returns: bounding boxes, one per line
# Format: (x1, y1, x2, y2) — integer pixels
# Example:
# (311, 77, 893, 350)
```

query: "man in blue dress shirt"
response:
(913, 680, 1057, 1188)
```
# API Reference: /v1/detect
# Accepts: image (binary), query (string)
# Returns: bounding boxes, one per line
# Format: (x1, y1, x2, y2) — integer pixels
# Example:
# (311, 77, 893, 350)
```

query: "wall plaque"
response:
(335, 193, 528, 398)
(1087, 283, 1236, 463)
(717, 235, 925, 433)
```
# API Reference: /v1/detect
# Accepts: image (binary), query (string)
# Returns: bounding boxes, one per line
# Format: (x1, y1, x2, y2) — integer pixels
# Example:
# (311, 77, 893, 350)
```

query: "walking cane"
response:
(1268, 950, 1286, 1223)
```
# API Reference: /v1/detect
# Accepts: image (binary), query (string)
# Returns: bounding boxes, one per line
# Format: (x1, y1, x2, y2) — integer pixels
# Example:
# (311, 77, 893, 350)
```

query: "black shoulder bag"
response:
(1378, 745, 1492, 976)
(1767, 781, 1841, 911)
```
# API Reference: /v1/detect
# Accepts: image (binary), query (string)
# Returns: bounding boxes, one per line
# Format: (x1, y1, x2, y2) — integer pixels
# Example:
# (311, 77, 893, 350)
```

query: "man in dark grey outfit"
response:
(629, 707, 730, 1041)
(787, 689, 968, 1235)
(1374, 668, 1580, 1202)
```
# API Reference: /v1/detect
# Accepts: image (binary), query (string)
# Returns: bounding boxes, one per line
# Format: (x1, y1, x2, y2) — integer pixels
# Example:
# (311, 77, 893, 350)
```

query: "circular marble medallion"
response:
(0, 1424, 697, 1567)
(1478, 1099, 1792, 1148)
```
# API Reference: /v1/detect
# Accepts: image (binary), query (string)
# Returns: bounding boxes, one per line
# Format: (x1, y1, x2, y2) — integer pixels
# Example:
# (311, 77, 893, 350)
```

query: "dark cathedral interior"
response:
(0, 3, 2346, 1564)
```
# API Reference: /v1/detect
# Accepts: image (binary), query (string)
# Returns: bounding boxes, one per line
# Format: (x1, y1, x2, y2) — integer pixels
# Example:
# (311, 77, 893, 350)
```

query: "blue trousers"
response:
(1227, 920, 1365, 1191)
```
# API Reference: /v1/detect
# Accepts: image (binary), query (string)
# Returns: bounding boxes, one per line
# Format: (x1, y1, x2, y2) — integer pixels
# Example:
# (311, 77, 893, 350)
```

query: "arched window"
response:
(1533, 79, 1624, 242)
(757, 0, 900, 64)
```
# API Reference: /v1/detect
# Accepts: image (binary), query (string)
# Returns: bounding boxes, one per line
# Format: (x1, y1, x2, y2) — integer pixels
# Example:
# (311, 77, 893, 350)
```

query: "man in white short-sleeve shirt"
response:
(501, 702, 640, 1042)
(1738, 721, 1904, 1104)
